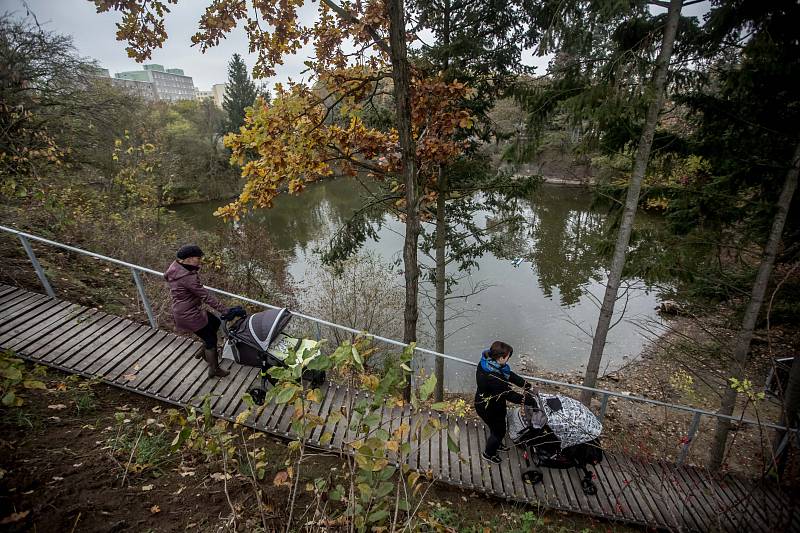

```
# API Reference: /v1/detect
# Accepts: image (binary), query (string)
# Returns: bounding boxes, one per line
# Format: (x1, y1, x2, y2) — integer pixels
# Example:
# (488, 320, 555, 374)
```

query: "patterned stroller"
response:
(221, 308, 325, 405)
(507, 392, 604, 494)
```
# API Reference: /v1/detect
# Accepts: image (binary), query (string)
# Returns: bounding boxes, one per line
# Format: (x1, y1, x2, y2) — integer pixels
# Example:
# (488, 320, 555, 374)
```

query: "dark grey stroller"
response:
(221, 308, 325, 405)
(507, 392, 604, 494)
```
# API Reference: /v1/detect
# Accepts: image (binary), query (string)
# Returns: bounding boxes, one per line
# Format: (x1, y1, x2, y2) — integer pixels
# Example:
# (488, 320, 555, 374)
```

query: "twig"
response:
(69, 512, 81, 533)
(220, 435, 238, 528)
(241, 428, 268, 531)
(120, 427, 143, 488)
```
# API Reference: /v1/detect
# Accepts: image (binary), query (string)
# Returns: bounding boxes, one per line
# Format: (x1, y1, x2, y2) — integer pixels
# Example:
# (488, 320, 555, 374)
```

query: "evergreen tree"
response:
(222, 53, 258, 132)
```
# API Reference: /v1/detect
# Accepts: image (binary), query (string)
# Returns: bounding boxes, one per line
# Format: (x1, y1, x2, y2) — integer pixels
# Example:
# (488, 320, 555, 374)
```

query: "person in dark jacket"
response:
(164, 244, 233, 379)
(474, 340, 536, 464)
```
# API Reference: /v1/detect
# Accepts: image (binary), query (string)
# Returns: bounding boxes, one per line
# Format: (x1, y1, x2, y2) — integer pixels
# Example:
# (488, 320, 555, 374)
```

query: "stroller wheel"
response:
(581, 477, 597, 495)
(521, 469, 543, 485)
(249, 387, 266, 406)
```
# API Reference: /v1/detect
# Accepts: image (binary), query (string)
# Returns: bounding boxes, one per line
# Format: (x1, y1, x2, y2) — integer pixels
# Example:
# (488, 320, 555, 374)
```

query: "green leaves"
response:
(274, 383, 300, 404)
(419, 374, 437, 401)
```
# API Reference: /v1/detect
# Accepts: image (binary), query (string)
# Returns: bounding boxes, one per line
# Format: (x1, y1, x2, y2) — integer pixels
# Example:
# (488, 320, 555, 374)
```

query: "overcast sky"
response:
(7, 0, 708, 91)
(7, 0, 320, 90)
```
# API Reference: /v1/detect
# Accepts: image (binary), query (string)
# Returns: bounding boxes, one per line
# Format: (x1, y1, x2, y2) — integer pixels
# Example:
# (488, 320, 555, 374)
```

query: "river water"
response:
(174, 179, 665, 392)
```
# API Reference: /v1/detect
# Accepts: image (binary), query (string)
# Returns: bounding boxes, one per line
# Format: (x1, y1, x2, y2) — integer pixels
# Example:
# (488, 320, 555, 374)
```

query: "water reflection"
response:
(173, 179, 665, 392)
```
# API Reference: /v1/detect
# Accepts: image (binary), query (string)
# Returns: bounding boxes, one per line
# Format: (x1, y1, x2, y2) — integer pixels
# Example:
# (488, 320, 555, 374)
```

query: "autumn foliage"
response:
(217, 70, 476, 220)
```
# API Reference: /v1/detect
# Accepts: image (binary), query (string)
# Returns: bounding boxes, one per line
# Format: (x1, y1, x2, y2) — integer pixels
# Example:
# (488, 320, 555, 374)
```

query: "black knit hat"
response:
(176, 244, 204, 260)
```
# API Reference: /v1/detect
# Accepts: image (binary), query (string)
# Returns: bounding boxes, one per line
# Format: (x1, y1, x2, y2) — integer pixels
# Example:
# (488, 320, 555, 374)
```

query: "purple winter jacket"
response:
(163, 261, 228, 333)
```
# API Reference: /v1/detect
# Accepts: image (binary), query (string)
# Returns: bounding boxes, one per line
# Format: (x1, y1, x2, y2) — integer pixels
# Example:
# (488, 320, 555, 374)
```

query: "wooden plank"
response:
(114, 334, 191, 389)
(453, 416, 471, 488)
(604, 454, 661, 526)
(135, 336, 199, 392)
(3, 307, 90, 357)
(262, 390, 290, 433)
(671, 463, 731, 532)
(0, 291, 42, 315)
(276, 393, 297, 437)
(216, 366, 258, 417)
(631, 456, 682, 530)
(329, 385, 350, 450)
(465, 419, 485, 491)
(418, 410, 433, 475)
(383, 402, 403, 466)
(77, 323, 155, 375)
(35, 314, 120, 364)
(252, 391, 281, 432)
(58, 320, 143, 371)
(0, 291, 50, 318)
(200, 361, 241, 416)
(164, 346, 211, 402)
(341, 389, 364, 448)
(124, 335, 195, 390)
(146, 344, 202, 397)
(331, 386, 353, 451)
(475, 422, 501, 495)
(662, 461, 718, 532)
(0, 285, 21, 300)
(504, 441, 529, 502)
(109, 334, 187, 384)
(209, 363, 249, 414)
(0, 294, 54, 328)
(72, 321, 149, 374)
(0, 285, 19, 298)
(438, 413, 461, 483)
(17, 309, 105, 360)
(597, 460, 634, 520)
(183, 356, 234, 407)
(0, 298, 72, 341)
(643, 460, 697, 531)
(693, 470, 752, 532)
(721, 473, 782, 532)
(1, 302, 85, 351)
(309, 383, 337, 445)
(147, 344, 206, 398)
(495, 431, 519, 499)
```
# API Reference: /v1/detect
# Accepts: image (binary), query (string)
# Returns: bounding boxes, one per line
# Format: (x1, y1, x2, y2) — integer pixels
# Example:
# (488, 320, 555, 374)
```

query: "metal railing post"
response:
(315, 321, 322, 341)
(18, 235, 55, 298)
(131, 268, 157, 328)
(599, 393, 610, 422)
(677, 412, 702, 465)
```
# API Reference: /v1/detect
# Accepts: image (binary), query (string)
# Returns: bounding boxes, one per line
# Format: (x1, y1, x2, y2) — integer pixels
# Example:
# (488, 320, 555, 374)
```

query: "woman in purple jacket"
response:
(164, 245, 232, 379)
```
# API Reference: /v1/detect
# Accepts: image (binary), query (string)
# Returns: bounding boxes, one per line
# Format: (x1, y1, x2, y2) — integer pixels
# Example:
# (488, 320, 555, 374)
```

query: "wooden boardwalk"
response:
(0, 284, 797, 532)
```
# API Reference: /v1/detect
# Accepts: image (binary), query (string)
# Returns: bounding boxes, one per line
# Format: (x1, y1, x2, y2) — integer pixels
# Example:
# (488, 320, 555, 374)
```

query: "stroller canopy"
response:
(243, 308, 292, 350)
(507, 393, 603, 449)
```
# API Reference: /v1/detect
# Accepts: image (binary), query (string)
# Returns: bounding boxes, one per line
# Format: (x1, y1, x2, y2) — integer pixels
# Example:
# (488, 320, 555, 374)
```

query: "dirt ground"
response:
(0, 365, 643, 533)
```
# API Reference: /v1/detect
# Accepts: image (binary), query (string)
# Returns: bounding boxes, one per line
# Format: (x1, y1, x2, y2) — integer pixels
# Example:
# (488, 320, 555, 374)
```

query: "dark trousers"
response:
(475, 403, 506, 457)
(193, 312, 220, 349)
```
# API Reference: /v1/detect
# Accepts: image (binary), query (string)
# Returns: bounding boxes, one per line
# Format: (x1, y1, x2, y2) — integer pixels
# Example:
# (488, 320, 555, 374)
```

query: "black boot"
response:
(204, 347, 229, 378)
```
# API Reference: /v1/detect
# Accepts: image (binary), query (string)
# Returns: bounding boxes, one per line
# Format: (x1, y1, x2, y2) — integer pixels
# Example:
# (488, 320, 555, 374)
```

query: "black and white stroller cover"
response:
(507, 393, 603, 449)
(506, 392, 604, 494)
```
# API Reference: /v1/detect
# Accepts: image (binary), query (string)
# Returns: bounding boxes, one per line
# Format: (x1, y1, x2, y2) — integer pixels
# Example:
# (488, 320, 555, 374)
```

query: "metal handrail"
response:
(1, 223, 796, 462)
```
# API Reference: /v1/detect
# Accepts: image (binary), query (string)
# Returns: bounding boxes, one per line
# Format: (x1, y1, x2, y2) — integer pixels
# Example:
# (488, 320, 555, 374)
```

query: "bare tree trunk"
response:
(771, 355, 800, 476)
(580, 0, 684, 405)
(388, 0, 419, 400)
(434, 165, 446, 402)
(709, 140, 800, 470)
